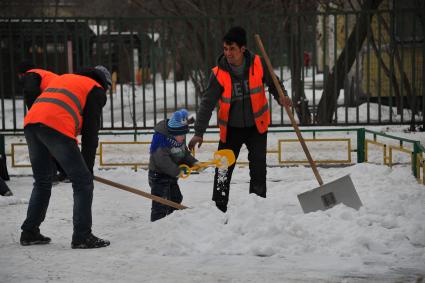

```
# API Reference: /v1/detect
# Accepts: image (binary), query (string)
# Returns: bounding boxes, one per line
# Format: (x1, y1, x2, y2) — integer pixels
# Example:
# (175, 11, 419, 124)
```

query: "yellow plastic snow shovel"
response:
(255, 34, 362, 213)
(179, 149, 236, 179)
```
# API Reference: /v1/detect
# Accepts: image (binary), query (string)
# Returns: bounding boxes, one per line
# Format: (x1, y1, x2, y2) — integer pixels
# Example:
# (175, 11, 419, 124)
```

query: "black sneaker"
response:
(20, 230, 51, 246)
(71, 234, 110, 249)
(3, 190, 13, 196)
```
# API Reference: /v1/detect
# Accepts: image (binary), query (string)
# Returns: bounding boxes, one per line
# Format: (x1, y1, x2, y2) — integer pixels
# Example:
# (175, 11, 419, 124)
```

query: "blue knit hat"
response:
(167, 109, 189, 136)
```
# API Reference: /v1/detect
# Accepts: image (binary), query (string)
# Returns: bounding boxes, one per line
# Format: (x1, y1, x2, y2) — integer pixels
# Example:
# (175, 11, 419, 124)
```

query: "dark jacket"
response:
(21, 70, 58, 109)
(21, 72, 41, 109)
(80, 87, 106, 172)
(194, 49, 282, 137)
(76, 69, 108, 172)
(149, 120, 198, 178)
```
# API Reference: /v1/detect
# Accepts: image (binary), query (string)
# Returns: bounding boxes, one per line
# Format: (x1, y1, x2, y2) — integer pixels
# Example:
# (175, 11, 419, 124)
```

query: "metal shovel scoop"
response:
(297, 174, 362, 213)
(255, 34, 362, 213)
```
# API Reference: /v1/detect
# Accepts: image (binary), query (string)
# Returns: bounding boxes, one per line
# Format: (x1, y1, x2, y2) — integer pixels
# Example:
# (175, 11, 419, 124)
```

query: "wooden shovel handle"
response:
(254, 34, 323, 186)
(94, 175, 188, 210)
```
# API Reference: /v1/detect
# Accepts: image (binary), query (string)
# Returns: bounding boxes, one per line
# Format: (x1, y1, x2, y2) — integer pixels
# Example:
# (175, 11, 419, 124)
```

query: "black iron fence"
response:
(0, 9, 424, 131)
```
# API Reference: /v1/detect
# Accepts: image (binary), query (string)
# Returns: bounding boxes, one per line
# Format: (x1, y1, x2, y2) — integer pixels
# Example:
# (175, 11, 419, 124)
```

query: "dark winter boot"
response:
(71, 234, 110, 249)
(249, 184, 266, 198)
(215, 200, 227, 213)
(20, 230, 51, 246)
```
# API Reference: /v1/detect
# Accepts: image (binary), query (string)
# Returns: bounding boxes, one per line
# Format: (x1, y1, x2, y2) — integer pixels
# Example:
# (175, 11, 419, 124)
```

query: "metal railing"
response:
(0, 9, 424, 131)
(1, 127, 425, 184)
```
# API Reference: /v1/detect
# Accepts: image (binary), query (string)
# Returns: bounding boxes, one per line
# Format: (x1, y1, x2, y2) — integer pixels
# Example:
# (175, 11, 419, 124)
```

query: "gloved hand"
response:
(179, 165, 190, 176)
(278, 94, 292, 107)
(269, 80, 292, 107)
(188, 135, 203, 151)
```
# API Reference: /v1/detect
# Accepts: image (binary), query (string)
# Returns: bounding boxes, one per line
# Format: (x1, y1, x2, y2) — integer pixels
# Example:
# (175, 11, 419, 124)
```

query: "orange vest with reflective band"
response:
(213, 55, 270, 143)
(26, 69, 59, 91)
(24, 74, 101, 141)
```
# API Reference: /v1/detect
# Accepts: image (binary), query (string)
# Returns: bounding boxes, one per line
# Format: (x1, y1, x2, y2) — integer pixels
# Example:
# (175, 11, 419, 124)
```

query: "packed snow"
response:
(1, 68, 425, 282)
(1, 129, 425, 282)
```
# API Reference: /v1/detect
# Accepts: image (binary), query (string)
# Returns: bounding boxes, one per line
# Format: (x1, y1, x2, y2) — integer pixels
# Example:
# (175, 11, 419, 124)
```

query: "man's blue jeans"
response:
(21, 124, 94, 241)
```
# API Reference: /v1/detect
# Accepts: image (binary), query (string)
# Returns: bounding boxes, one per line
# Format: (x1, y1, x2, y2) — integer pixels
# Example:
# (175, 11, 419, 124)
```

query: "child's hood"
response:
(154, 120, 171, 137)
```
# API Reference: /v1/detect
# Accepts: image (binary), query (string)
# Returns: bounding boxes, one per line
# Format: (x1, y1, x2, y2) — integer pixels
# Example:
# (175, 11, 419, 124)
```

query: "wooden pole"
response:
(254, 34, 324, 186)
(94, 175, 188, 210)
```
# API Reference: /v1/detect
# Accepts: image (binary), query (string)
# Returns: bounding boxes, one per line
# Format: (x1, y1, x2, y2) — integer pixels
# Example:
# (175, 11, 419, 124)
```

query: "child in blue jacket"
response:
(148, 109, 198, 221)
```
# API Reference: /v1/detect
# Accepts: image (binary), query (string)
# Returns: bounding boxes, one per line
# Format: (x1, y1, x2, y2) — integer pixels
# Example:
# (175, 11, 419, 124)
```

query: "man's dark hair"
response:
(223, 26, 247, 47)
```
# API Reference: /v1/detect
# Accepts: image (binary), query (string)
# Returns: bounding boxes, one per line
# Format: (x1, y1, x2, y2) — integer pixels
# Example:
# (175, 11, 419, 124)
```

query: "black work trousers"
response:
(212, 126, 267, 206)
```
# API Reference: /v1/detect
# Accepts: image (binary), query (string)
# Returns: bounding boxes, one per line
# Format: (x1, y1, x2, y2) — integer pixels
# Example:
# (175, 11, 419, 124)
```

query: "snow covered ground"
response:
(1, 129, 425, 283)
(1, 69, 425, 282)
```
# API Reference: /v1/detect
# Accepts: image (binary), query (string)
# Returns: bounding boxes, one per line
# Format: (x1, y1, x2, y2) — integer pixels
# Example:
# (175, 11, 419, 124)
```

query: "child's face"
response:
(174, 135, 185, 143)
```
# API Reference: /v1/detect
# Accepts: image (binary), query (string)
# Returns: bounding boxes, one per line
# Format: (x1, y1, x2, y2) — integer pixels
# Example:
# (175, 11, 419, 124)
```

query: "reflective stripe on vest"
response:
(43, 88, 83, 115)
(33, 97, 80, 135)
(24, 74, 101, 141)
(229, 85, 263, 103)
(253, 103, 269, 119)
(213, 55, 270, 143)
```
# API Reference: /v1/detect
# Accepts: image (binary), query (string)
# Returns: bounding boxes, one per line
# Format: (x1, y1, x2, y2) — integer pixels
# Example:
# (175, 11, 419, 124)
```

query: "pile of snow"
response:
(1, 163, 424, 282)
(144, 164, 425, 259)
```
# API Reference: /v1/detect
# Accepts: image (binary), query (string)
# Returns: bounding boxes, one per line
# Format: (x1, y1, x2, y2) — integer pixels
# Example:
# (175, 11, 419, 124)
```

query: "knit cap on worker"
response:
(167, 109, 189, 136)
(94, 65, 112, 88)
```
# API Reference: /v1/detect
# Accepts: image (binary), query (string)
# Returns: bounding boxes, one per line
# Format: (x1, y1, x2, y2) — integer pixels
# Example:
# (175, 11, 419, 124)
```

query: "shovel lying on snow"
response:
(94, 176, 187, 210)
(179, 149, 236, 179)
(255, 34, 362, 213)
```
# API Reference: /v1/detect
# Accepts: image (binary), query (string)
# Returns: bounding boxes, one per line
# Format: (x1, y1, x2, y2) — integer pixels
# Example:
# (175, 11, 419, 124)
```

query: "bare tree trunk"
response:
(316, 0, 383, 125)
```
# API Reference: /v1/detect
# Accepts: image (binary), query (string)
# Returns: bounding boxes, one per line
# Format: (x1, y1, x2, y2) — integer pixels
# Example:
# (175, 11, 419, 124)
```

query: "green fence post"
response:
(413, 142, 421, 178)
(357, 128, 365, 163)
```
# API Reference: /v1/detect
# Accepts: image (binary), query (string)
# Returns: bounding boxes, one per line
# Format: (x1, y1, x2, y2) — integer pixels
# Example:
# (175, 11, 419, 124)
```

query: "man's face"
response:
(223, 42, 245, 66)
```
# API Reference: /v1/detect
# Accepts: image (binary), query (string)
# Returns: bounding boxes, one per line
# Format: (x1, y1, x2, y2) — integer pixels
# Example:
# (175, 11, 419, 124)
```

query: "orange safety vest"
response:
(26, 69, 59, 91)
(24, 74, 101, 141)
(213, 55, 270, 143)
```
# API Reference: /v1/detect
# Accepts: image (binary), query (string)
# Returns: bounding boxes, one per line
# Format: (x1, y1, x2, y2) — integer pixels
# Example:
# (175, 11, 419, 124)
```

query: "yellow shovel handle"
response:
(179, 160, 220, 179)
(179, 153, 231, 179)
(194, 160, 219, 169)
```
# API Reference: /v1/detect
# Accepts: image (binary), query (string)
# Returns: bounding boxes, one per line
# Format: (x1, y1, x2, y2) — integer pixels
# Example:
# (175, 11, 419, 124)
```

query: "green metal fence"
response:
(0, 9, 424, 131)
(1, 127, 424, 183)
